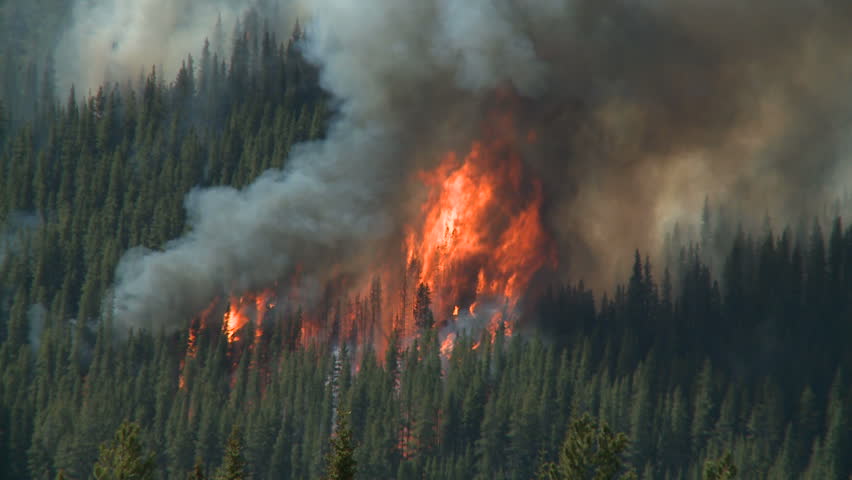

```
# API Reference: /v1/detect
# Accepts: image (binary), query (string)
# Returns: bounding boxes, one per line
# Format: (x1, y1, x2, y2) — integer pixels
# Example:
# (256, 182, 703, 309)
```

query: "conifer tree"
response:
(92, 421, 155, 480)
(537, 414, 636, 480)
(413, 283, 434, 330)
(703, 452, 737, 480)
(326, 406, 357, 480)
(215, 426, 247, 480)
(187, 458, 206, 480)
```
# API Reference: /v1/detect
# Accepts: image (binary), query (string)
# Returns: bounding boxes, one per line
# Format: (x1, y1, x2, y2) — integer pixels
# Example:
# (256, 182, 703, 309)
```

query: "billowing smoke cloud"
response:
(55, 0, 303, 94)
(112, 0, 852, 331)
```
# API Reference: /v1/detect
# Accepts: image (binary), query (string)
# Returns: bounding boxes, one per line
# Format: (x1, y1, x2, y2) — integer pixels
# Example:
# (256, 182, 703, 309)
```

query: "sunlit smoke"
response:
(110, 0, 852, 340)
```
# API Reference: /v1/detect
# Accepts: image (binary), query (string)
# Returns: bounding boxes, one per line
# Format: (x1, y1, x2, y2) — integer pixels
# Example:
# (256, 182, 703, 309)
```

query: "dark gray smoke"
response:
(113, 0, 852, 331)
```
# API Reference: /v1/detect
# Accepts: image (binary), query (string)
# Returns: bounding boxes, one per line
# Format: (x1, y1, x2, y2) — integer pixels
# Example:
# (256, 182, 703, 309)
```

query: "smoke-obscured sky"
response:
(54, 0, 304, 93)
(57, 0, 852, 331)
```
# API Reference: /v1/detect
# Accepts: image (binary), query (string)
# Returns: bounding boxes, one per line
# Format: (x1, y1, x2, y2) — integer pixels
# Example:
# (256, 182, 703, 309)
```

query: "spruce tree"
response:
(215, 426, 247, 480)
(537, 414, 637, 480)
(187, 458, 206, 480)
(326, 406, 357, 480)
(703, 452, 737, 480)
(413, 283, 435, 330)
(92, 421, 155, 480)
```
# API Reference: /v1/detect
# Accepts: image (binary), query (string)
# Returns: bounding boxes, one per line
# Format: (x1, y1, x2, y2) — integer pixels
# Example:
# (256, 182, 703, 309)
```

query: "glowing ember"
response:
(179, 299, 219, 389)
(487, 311, 509, 338)
(253, 292, 275, 341)
(440, 332, 457, 358)
(452, 305, 459, 316)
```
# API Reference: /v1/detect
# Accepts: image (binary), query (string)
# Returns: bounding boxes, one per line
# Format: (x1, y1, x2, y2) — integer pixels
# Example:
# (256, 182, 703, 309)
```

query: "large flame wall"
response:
(182, 111, 558, 362)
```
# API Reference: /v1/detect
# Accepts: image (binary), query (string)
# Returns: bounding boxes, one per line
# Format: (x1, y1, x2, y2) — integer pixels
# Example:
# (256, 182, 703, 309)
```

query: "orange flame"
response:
(179, 299, 219, 389)
(405, 113, 556, 324)
(183, 110, 554, 363)
(223, 290, 275, 342)
(440, 332, 457, 358)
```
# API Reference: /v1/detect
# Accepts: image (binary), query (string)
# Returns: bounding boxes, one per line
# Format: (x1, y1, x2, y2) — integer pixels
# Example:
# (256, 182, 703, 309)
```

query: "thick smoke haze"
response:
(55, 0, 303, 94)
(108, 0, 852, 331)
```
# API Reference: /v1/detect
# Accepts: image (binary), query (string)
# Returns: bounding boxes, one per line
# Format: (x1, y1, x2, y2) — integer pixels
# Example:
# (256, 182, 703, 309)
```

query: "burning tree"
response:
(413, 282, 435, 330)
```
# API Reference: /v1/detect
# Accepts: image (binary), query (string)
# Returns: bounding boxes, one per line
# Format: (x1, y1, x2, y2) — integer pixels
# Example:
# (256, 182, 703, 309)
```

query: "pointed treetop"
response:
(326, 406, 357, 480)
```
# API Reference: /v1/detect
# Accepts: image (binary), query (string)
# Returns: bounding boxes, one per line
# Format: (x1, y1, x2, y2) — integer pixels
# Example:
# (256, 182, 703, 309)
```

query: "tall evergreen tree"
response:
(413, 283, 435, 330)
(326, 407, 357, 480)
(215, 426, 247, 480)
(187, 458, 206, 480)
(537, 414, 637, 480)
(92, 421, 155, 480)
(703, 452, 737, 480)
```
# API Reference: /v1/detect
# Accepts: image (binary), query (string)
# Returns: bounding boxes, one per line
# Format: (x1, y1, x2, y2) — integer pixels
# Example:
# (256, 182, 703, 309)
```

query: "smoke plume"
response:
(111, 0, 852, 331)
(55, 0, 303, 94)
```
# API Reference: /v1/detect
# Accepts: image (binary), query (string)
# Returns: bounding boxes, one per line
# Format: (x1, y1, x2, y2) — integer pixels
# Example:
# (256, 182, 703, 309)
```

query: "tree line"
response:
(0, 9, 849, 480)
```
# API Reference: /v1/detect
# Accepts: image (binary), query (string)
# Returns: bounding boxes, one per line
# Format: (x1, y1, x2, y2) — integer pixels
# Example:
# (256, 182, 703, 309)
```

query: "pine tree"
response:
(537, 414, 637, 480)
(691, 360, 717, 453)
(187, 458, 206, 480)
(703, 452, 737, 480)
(820, 370, 850, 478)
(92, 421, 156, 480)
(326, 406, 357, 480)
(215, 426, 247, 480)
(413, 283, 435, 330)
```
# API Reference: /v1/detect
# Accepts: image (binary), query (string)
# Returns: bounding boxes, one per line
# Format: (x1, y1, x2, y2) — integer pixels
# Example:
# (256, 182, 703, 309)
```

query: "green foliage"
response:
(186, 460, 206, 480)
(326, 407, 357, 480)
(214, 427, 247, 480)
(703, 452, 737, 480)
(0, 8, 850, 480)
(92, 421, 155, 480)
(538, 414, 637, 480)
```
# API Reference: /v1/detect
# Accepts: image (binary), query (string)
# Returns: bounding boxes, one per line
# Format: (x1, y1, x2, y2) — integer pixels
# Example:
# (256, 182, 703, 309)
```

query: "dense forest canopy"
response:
(0, 2, 851, 480)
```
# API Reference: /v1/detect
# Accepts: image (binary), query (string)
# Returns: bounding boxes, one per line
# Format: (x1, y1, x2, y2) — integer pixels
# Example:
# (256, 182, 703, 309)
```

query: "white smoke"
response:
(55, 0, 303, 94)
(111, 0, 560, 331)
(109, 0, 852, 330)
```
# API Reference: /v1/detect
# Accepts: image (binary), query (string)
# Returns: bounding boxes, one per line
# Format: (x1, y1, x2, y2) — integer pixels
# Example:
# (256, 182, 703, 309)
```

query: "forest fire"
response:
(179, 111, 556, 370)
(222, 290, 275, 342)
(404, 113, 557, 328)
(440, 332, 457, 358)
